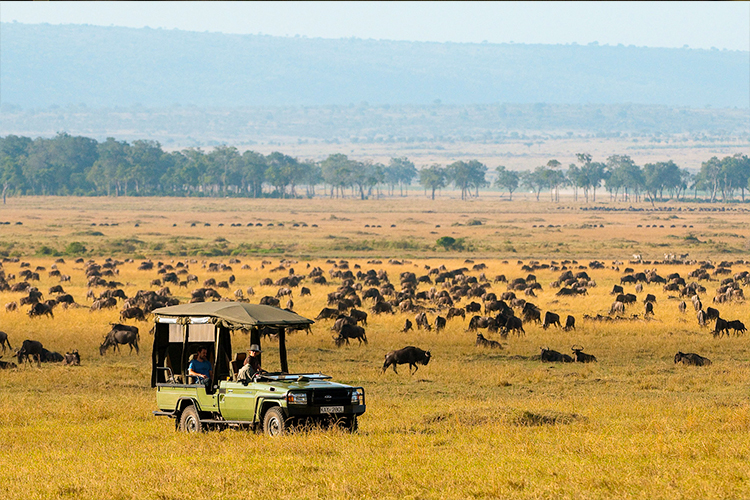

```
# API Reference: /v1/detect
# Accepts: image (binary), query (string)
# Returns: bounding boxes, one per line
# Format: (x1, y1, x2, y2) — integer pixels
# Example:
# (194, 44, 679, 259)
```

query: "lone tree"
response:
(419, 164, 446, 200)
(494, 166, 519, 201)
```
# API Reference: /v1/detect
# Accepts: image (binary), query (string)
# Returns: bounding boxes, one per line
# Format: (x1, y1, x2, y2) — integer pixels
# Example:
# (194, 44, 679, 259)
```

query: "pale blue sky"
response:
(1, 1, 748, 51)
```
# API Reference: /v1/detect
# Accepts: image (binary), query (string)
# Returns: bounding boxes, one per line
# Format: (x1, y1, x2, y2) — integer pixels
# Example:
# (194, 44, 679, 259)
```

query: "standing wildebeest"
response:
(333, 323, 367, 347)
(502, 316, 525, 337)
(16, 339, 44, 367)
(725, 320, 746, 335)
(100, 324, 140, 355)
(476, 333, 502, 349)
(0, 331, 11, 353)
(402, 319, 413, 333)
(712, 318, 730, 338)
(28, 302, 53, 318)
(434, 316, 446, 332)
(563, 315, 576, 331)
(315, 307, 340, 320)
(571, 345, 597, 363)
(705, 307, 720, 321)
(382, 346, 431, 374)
(446, 307, 465, 321)
(645, 302, 654, 316)
(609, 301, 625, 315)
(540, 347, 574, 363)
(674, 352, 711, 366)
(120, 307, 146, 322)
(678, 301, 687, 313)
(415, 312, 431, 331)
(63, 350, 81, 366)
(349, 309, 368, 326)
(542, 311, 561, 329)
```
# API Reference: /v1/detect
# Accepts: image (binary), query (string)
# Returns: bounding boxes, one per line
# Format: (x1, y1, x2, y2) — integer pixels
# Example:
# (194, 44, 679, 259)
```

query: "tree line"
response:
(0, 133, 748, 203)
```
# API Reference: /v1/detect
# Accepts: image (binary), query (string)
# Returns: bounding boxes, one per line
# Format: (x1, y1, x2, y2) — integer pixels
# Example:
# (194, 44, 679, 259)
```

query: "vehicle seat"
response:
(231, 352, 247, 379)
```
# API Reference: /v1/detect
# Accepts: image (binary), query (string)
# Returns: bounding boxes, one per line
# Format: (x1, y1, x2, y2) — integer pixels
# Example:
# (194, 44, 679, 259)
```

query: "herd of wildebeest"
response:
(0, 253, 748, 374)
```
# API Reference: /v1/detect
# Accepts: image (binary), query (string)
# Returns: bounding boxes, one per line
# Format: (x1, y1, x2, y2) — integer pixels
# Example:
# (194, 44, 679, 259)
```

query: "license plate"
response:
(320, 406, 344, 414)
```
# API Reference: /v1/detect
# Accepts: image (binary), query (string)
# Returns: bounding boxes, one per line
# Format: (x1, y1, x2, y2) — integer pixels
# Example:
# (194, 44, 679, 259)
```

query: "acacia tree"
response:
(446, 160, 487, 200)
(419, 164, 446, 200)
(521, 167, 547, 201)
(494, 166, 519, 200)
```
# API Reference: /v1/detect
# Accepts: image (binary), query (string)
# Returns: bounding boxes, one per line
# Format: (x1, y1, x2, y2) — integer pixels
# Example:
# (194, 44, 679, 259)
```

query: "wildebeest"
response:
(609, 301, 625, 315)
(300, 287, 311, 296)
(28, 302, 53, 318)
(542, 311, 561, 329)
(446, 307, 465, 321)
(402, 319, 413, 333)
(610, 284, 624, 295)
(434, 316, 446, 332)
(41, 349, 64, 362)
(63, 350, 81, 366)
(571, 345, 597, 363)
(0, 357, 17, 369)
(678, 301, 687, 313)
(415, 312, 431, 331)
(644, 294, 656, 304)
(476, 333, 502, 349)
(259, 296, 280, 307)
(465, 301, 481, 313)
(100, 324, 140, 355)
(674, 352, 711, 366)
(644, 302, 654, 316)
(563, 315, 576, 331)
(502, 316, 525, 337)
(371, 301, 394, 314)
(712, 317, 730, 338)
(0, 331, 11, 353)
(120, 307, 146, 322)
(724, 319, 746, 336)
(16, 339, 44, 366)
(333, 323, 368, 347)
(315, 307, 340, 320)
(705, 307, 720, 321)
(382, 346, 431, 374)
(348, 309, 368, 326)
(540, 347, 574, 363)
(5, 301, 17, 312)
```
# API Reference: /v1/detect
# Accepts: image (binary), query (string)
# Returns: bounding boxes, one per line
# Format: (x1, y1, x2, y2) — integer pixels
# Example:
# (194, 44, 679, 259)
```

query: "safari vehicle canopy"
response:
(150, 302, 314, 386)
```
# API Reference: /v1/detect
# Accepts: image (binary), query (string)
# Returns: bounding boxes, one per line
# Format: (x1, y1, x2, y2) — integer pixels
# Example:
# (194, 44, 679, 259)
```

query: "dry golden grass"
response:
(0, 197, 749, 499)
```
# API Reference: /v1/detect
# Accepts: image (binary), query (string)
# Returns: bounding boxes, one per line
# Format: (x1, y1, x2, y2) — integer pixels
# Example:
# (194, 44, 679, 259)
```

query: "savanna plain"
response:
(1, 195, 749, 500)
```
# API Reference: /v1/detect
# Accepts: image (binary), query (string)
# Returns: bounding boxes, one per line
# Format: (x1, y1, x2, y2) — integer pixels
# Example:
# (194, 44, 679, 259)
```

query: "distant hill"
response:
(1, 23, 748, 109)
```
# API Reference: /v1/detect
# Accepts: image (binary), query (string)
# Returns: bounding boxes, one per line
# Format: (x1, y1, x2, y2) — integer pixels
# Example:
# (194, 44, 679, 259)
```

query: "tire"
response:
(263, 407, 287, 437)
(179, 405, 203, 433)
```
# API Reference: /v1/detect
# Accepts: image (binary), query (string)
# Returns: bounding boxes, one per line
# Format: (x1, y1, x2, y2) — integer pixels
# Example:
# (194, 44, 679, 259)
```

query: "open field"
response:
(0, 197, 749, 499)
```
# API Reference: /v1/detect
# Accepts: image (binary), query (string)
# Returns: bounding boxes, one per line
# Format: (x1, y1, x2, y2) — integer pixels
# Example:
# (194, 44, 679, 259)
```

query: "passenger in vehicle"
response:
(188, 347, 212, 383)
(237, 344, 265, 383)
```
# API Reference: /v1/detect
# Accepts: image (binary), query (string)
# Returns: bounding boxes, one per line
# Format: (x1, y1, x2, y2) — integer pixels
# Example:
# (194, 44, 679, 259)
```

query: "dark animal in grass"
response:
(300, 287, 311, 296)
(56, 294, 75, 306)
(90, 297, 117, 311)
(542, 311, 561, 329)
(100, 324, 140, 355)
(332, 315, 356, 333)
(333, 323, 367, 347)
(678, 301, 687, 313)
(315, 307, 340, 320)
(704, 307, 720, 321)
(645, 302, 654, 316)
(415, 312, 431, 331)
(563, 315, 576, 331)
(5, 302, 17, 312)
(674, 352, 711, 366)
(0, 331, 11, 353)
(726, 320, 746, 335)
(402, 319, 413, 333)
(465, 301, 481, 313)
(63, 350, 81, 366)
(446, 307, 465, 320)
(609, 301, 625, 315)
(434, 316, 446, 332)
(41, 349, 64, 362)
(712, 318, 730, 338)
(28, 302, 53, 318)
(382, 346, 431, 375)
(120, 307, 146, 322)
(611, 284, 624, 295)
(540, 347, 574, 363)
(571, 345, 597, 363)
(644, 294, 656, 304)
(476, 333, 502, 349)
(348, 308, 367, 326)
(0, 357, 17, 369)
(502, 316, 525, 337)
(16, 339, 44, 366)
(259, 296, 280, 307)
(371, 301, 394, 314)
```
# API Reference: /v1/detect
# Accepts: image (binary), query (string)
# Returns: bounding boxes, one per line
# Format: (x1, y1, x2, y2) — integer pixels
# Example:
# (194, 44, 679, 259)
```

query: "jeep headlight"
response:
(286, 391, 308, 405)
(351, 388, 364, 405)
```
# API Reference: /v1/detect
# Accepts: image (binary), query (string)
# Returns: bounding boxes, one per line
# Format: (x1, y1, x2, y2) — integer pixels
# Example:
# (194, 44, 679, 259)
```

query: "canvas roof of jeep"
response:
(152, 302, 314, 329)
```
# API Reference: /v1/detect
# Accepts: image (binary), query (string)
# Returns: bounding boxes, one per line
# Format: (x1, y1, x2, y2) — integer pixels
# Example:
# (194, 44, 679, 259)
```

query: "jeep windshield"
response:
(252, 373, 333, 382)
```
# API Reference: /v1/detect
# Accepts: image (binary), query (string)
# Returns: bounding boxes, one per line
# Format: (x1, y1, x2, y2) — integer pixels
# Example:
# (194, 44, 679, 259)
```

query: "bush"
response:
(436, 236, 465, 251)
(64, 242, 87, 255)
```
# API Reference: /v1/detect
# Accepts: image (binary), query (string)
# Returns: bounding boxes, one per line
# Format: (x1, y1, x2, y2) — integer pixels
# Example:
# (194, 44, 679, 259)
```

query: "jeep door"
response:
(218, 381, 259, 422)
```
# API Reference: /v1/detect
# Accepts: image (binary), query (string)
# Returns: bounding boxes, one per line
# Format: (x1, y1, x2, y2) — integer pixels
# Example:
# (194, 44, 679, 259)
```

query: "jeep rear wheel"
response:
(263, 407, 287, 437)
(180, 405, 203, 433)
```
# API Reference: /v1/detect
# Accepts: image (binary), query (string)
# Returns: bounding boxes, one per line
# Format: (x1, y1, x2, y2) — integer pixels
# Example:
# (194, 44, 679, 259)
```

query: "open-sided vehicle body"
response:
(150, 302, 365, 435)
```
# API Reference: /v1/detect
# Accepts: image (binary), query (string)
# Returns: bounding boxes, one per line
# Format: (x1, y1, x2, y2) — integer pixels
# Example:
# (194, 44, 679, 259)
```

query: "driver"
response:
(188, 347, 212, 384)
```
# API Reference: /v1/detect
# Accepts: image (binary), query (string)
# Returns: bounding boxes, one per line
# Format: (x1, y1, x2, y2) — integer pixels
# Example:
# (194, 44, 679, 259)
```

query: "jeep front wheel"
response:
(180, 405, 203, 433)
(263, 407, 287, 437)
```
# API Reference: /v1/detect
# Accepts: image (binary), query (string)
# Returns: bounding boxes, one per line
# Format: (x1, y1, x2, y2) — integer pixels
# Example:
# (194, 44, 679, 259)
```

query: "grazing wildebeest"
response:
(611, 285, 624, 295)
(724, 319, 746, 336)
(476, 333, 502, 349)
(63, 350, 81, 366)
(645, 302, 654, 316)
(100, 325, 140, 355)
(0, 331, 11, 353)
(333, 323, 367, 347)
(402, 319, 413, 333)
(697, 309, 707, 326)
(315, 307, 340, 320)
(674, 352, 711, 366)
(446, 307, 465, 321)
(542, 311, 561, 329)
(259, 296, 280, 307)
(713, 318, 730, 338)
(28, 302, 53, 318)
(571, 345, 597, 363)
(120, 307, 146, 322)
(5, 302, 17, 312)
(678, 301, 687, 313)
(705, 307, 720, 321)
(644, 294, 656, 304)
(332, 315, 355, 333)
(382, 346, 431, 374)
(563, 315, 576, 331)
(503, 316, 525, 337)
(609, 301, 625, 315)
(371, 301, 394, 314)
(300, 287, 311, 296)
(434, 316, 446, 332)
(0, 357, 17, 369)
(540, 347, 574, 363)
(348, 309, 367, 326)
(16, 339, 44, 367)
(415, 312, 431, 331)
(465, 301, 482, 313)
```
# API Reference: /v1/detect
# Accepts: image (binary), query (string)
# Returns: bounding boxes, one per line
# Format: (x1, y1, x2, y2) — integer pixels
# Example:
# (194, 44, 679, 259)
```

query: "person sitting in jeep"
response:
(237, 344, 265, 383)
(188, 347, 212, 383)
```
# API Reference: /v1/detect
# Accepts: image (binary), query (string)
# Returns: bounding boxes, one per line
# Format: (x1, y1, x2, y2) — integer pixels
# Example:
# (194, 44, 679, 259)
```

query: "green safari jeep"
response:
(150, 302, 365, 435)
